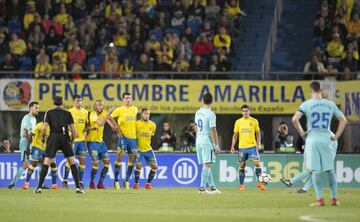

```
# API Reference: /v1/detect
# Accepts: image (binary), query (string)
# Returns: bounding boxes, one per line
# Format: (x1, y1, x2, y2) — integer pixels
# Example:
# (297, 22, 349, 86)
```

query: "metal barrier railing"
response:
(262, 0, 283, 77)
(0, 70, 358, 81)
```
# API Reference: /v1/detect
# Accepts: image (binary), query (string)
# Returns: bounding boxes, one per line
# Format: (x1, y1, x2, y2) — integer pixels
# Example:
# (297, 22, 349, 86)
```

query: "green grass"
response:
(0, 188, 359, 222)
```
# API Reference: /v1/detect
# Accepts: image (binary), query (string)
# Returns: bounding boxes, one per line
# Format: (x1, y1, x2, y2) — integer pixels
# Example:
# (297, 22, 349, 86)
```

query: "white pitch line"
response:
(299, 215, 336, 222)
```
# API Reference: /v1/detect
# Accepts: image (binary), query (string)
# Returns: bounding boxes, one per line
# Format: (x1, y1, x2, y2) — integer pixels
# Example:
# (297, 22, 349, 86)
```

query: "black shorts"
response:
(45, 134, 74, 158)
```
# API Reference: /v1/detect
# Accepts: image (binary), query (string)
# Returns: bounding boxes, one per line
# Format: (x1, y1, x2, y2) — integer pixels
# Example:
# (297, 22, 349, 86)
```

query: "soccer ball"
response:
(259, 173, 271, 185)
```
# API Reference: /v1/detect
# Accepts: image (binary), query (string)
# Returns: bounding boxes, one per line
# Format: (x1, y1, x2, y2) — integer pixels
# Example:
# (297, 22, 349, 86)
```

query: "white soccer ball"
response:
(259, 173, 271, 184)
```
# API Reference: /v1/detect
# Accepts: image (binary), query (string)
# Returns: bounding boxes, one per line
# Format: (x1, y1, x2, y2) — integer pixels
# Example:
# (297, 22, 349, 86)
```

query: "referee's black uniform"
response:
(35, 96, 82, 193)
(44, 107, 75, 158)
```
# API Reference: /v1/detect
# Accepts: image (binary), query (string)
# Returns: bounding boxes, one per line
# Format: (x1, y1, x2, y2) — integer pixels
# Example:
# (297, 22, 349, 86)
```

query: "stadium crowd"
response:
(0, 0, 247, 80)
(307, 0, 360, 80)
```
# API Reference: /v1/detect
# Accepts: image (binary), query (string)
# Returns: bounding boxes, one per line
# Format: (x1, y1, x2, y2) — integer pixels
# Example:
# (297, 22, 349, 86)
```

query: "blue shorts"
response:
(74, 141, 87, 157)
(87, 142, 109, 162)
(136, 150, 157, 165)
(304, 133, 338, 172)
(19, 138, 29, 162)
(117, 137, 137, 155)
(238, 147, 260, 162)
(196, 144, 215, 164)
(30, 146, 45, 161)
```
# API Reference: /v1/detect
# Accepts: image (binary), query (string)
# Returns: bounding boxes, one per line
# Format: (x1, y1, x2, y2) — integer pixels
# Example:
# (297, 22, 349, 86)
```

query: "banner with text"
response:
(336, 81, 360, 122)
(0, 154, 359, 188)
(32, 80, 313, 114)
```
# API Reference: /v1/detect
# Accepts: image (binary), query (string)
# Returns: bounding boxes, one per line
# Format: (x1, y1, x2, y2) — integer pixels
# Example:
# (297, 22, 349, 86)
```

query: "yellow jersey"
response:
(86, 110, 107, 142)
(111, 106, 138, 139)
(233, 117, 260, 149)
(31, 122, 50, 151)
(69, 107, 88, 142)
(136, 120, 156, 152)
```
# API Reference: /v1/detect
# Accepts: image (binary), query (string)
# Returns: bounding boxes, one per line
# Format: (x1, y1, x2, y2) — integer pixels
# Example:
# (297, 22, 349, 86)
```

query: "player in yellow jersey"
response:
(86, 100, 116, 189)
(133, 108, 157, 189)
(63, 95, 88, 189)
(230, 104, 266, 191)
(22, 121, 59, 190)
(110, 92, 138, 189)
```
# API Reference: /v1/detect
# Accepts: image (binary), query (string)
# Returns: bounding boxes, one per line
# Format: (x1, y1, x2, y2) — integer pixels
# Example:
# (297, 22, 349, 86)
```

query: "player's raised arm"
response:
(332, 114, 347, 140)
(292, 111, 306, 139)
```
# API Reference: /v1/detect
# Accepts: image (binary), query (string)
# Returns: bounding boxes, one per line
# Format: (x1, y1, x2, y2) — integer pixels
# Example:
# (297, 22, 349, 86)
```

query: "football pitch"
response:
(0, 188, 359, 222)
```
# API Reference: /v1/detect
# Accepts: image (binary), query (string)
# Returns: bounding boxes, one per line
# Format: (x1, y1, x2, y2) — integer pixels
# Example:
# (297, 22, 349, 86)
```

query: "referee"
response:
(34, 96, 83, 194)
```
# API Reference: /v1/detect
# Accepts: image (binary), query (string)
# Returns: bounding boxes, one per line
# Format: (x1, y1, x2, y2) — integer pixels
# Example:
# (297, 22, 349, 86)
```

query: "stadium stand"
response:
(0, 0, 248, 79)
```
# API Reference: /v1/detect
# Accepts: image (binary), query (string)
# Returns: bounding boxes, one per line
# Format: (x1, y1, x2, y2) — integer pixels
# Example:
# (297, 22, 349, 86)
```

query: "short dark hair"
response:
(73, 95, 82, 100)
(122, 92, 131, 98)
(203, 93, 213, 105)
(1, 137, 10, 142)
(141, 108, 148, 113)
(310, 81, 321, 92)
(53, 96, 63, 106)
(241, 104, 250, 110)
(29, 101, 38, 109)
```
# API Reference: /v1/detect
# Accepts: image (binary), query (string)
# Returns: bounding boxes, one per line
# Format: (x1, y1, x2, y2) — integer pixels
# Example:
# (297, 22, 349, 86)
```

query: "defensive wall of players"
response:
(0, 153, 360, 188)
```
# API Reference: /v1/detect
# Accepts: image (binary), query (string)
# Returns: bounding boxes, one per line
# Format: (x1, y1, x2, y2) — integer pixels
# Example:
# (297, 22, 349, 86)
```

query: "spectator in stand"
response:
(135, 53, 153, 79)
(340, 66, 353, 80)
(0, 137, 12, 153)
(340, 52, 358, 72)
(171, 0, 186, 30)
(326, 33, 344, 64)
(0, 33, 9, 56)
(213, 26, 231, 53)
(52, 44, 68, 65)
(69, 40, 86, 66)
(71, 62, 83, 80)
(209, 54, 219, 72)
(9, 33, 27, 57)
(303, 54, 326, 79)
(176, 35, 193, 61)
(105, 0, 122, 19)
(42, 14, 63, 35)
(332, 15, 348, 39)
(86, 63, 100, 80)
(313, 17, 329, 44)
(158, 122, 177, 151)
(172, 53, 190, 72)
(218, 50, 232, 72)
(189, 55, 208, 72)
(201, 21, 215, 41)
(81, 34, 95, 58)
(28, 34, 44, 66)
(23, 3, 38, 31)
(44, 27, 61, 54)
(187, 0, 206, 22)
(206, 0, 221, 25)
(101, 51, 122, 79)
(34, 54, 52, 79)
(348, 13, 360, 35)
(0, 53, 19, 78)
(122, 58, 134, 79)
(51, 55, 67, 80)
(154, 55, 172, 73)
(55, 4, 69, 25)
(28, 24, 45, 43)
(192, 33, 213, 58)
(36, 48, 49, 65)
(79, 15, 97, 40)
(184, 27, 196, 43)
(342, 42, 359, 60)
(113, 28, 128, 48)
(225, 0, 247, 31)
(156, 43, 174, 66)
